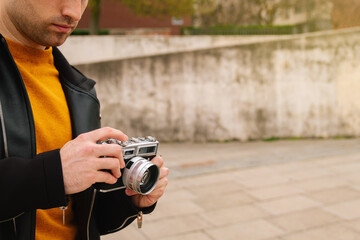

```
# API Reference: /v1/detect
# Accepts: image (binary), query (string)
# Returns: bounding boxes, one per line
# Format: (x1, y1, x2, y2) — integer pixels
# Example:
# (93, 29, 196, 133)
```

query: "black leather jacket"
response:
(0, 35, 151, 240)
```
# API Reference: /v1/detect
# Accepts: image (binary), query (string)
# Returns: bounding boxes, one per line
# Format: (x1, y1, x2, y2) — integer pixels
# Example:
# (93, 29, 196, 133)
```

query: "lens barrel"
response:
(122, 157, 160, 195)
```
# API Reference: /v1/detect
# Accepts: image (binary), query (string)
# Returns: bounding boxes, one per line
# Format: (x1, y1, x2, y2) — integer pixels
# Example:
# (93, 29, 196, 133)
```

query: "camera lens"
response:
(123, 157, 160, 195)
(141, 170, 150, 185)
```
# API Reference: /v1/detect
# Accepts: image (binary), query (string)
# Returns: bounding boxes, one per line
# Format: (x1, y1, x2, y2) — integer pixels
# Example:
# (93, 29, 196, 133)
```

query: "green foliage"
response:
(120, 0, 215, 17)
(88, 0, 101, 8)
(119, 0, 194, 17)
(89, 0, 102, 35)
(181, 24, 297, 35)
(262, 137, 281, 142)
(71, 29, 110, 35)
(88, 0, 213, 18)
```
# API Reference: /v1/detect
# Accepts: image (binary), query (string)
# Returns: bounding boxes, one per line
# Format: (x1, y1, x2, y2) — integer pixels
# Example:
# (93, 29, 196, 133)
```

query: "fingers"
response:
(81, 140, 125, 179)
(153, 176, 169, 193)
(159, 165, 170, 179)
(125, 188, 138, 196)
(95, 170, 118, 185)
(96, 157, 122, 178)
(81, 127, 127, 175)
(151, 155, 169, 179)
(151, 155, 164, 168)
(82, 127, 128, 142)
(94, 144, 125, 168)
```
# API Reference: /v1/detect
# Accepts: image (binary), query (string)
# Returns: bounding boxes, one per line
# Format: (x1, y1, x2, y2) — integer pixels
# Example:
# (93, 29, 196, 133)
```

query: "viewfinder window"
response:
(138, 146, 156, 154)
(125, 150, 134, 155)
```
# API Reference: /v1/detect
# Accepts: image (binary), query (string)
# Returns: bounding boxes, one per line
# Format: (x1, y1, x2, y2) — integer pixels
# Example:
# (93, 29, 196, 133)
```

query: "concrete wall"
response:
(73, 28, 360, 142)
(59, 35, 282, 65)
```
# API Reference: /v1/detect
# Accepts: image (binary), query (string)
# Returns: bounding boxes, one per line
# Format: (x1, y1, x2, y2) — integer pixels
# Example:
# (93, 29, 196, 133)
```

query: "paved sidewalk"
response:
(103, 139, 360, 240)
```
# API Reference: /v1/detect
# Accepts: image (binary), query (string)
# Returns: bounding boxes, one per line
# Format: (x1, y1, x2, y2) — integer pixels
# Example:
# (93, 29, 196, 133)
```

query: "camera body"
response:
(94, 136, 160, 195)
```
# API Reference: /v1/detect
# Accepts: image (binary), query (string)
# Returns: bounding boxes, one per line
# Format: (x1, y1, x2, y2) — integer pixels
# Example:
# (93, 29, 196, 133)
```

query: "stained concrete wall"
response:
(59, 35, 283, 65)
(74, 28, 360, 142)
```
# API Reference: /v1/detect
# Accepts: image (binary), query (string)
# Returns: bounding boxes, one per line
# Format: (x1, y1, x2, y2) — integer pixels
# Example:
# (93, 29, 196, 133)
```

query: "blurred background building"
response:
(76, 0, 360, 36)
(77, 0, 192, 35)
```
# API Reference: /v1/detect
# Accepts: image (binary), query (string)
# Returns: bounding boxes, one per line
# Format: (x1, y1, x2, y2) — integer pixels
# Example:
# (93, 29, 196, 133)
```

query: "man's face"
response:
(3, 0, 88, 48)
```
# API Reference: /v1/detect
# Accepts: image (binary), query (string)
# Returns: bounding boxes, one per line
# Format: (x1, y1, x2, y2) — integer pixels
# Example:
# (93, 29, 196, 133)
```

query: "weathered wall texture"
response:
(75, 28, 360, 142)
(60, 35, 280, 65)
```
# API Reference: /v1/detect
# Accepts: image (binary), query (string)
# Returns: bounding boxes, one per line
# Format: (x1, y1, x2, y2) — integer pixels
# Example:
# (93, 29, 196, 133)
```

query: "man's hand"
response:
(60, 127, 128, 195)
(125, 155, 169, 208)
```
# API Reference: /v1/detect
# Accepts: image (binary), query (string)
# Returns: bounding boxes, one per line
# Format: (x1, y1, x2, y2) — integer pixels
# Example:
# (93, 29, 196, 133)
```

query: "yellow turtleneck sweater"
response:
(6, 38, 77, 240)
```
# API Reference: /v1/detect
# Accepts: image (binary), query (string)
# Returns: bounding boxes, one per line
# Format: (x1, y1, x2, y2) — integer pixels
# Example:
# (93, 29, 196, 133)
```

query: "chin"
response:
(48, 35, 70, 47)
(44, 30, 71, 46)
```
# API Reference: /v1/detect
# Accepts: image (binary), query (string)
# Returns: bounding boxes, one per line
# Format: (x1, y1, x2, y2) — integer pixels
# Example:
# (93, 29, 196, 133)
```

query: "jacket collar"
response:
(52, 47, 96, 92)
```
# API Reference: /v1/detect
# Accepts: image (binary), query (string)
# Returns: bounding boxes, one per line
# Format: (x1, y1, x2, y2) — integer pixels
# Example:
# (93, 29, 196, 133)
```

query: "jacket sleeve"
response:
(0, 150, 68, 221)
(94, 190, 156, 235)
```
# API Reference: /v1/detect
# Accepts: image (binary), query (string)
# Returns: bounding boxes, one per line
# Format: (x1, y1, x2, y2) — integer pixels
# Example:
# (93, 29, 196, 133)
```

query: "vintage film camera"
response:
(94, 136, 160, 195)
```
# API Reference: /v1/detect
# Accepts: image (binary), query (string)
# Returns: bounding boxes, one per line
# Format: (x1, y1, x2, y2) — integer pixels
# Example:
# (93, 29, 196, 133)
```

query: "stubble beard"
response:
(12, 13, 76, 48)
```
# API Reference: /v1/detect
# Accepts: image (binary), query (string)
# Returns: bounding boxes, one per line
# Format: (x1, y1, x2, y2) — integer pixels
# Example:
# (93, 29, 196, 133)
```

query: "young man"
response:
(0, 0, 169, 239)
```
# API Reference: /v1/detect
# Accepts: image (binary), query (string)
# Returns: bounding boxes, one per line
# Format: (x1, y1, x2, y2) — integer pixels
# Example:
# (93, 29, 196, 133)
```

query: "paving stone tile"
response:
(194, 191, 255, 210)
(281, 224, 360, 240)
(148, 201, 204, 221)
(189, 181, 244, 198)
(325, 199, 360, 220)
(158, 232, 212, 240)
(260, 162, 311, 174)
(257, 196, 321, 215)
(206, 220, 283, 240)
(101, 224, 147, 240)
(180, 172, 234, 187)
(326, 162, 360, 174)
(313, 153, 360, 167)
(344, 219, 360, 232)
(268, 208, 340, 232)
(292, 177, 346, 192)
(165, 179, 189, 191)
(304, 187, 360, 205)
(200, 204, 269, 227)
(285, 168, 333, 181)
(236, 174, 291, 189)
(213, 171, 240, 182)
(233, 166, 280, 179)
(159, 189, 197, 205)
(343, 172, 360, 185)
(141, 215, 210, 240)
(247, 185, 303, 200)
